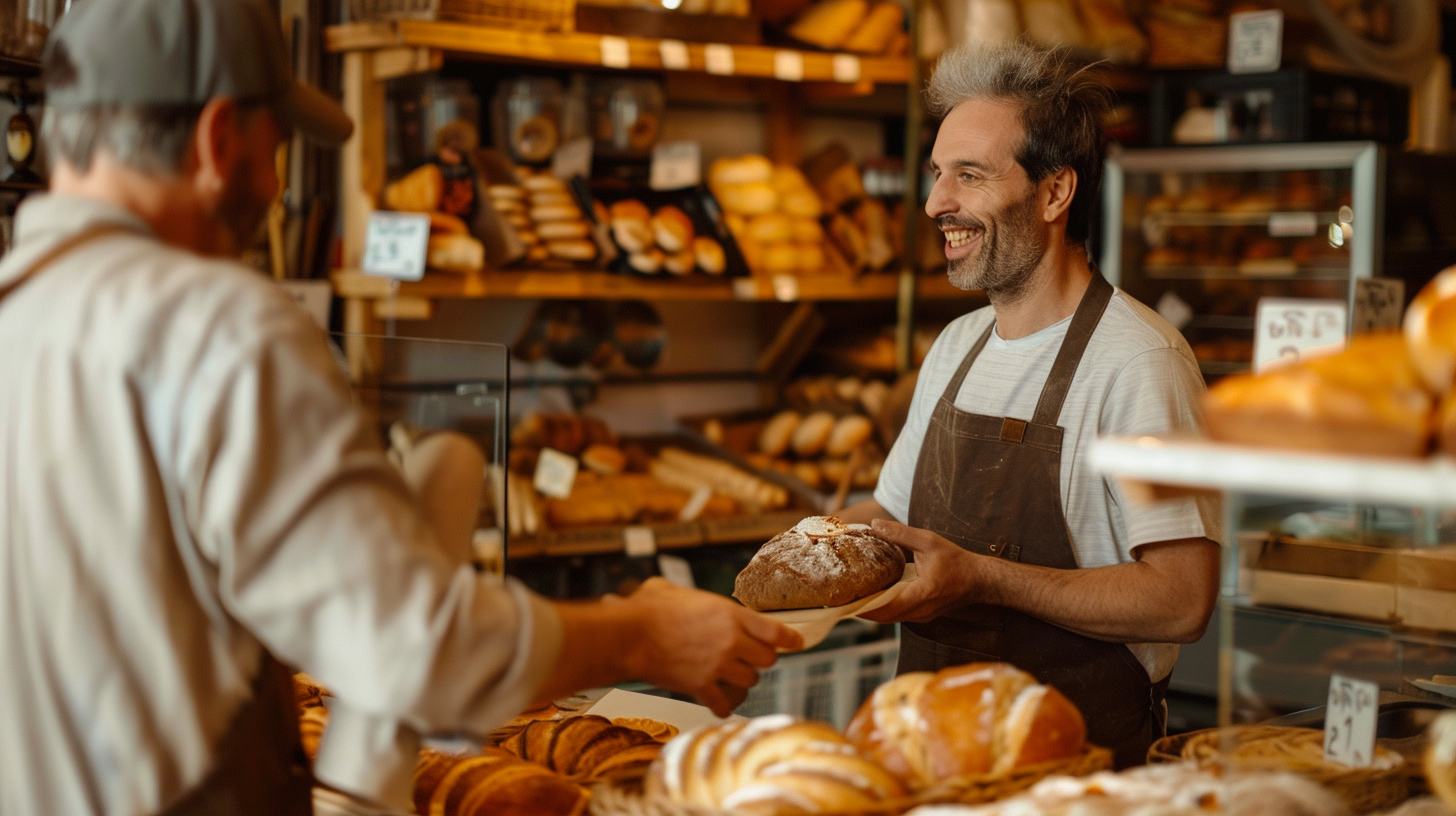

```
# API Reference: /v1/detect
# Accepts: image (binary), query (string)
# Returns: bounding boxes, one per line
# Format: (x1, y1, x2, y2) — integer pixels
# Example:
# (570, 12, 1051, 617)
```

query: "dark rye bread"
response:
(733, 516, 905, 611)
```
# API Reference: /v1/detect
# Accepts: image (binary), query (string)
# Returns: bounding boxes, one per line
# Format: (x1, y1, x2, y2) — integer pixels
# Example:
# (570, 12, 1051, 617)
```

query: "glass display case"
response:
(1101, 142, 1456, 379)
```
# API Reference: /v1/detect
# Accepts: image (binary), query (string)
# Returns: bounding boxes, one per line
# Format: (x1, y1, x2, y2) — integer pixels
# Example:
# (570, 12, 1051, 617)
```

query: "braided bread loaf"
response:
(846, 663, 1085, 790)
(413, 748, 589, 816)
(646, 714, 905, 813)
(498, 714, 664, 783)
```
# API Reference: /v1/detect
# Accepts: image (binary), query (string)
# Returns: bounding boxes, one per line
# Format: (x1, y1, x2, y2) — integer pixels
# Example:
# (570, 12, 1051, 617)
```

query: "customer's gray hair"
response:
(927, 41, 1111, 245)
(41, 105, 205, 176)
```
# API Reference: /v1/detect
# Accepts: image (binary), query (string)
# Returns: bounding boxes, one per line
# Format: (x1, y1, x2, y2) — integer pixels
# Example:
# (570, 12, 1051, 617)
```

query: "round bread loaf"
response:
(733, 516, 904, 610)
(791, 411, 837, 457)
(826, 415, 874, 457)
(758, 410, 801, 456)
(846, 662, 1086, 790)
(1405, 264, 1456, 393)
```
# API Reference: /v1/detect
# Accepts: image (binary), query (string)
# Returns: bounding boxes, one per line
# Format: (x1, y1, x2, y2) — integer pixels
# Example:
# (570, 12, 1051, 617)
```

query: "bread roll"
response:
(826, 414, 874, 457)
(652, 206, 694, 253)
(383, 163, 443, 213)
(1204, 332, 1434, 457)
(581, 444, 626, 476)
(733, 516, 905, 610)
(523, 174, 568, 193)
(762, 242, 801, 275)
(796, 242, 827, 273)
(847, 663, 1086, 790)
(781, 190, 824, 219)
(793, 218, 826, 243)
(788, 0, 870, 49)
(530, 192, 576, 209)
(646, 715, 905, 812)
(537, 220, 591, 240)
(506, 213, 533, 231)
(709, 154, 774, 187)
(843, 1, 905, 53)
(836, 377, 864, 402)
(790, 460, 823, 489)
(791, 411, 837, 457)
(488, 184, 526, 201)
(628, 248, 666, 275)
(527, 244, 551, 264)
(745, 214, 793, 244)
(694, 236, 727, 275)
(859, 379, 890, 416)
(491, 196, 526, 215)
(430, 211, 471, 235)
(663, 248, 696, 276)
(715, 182, 778, 215)
(428, 233, 486, 274)
(1405, 264, 1456, 393)
(546, 239, 597, 261)
(531, 205, 582, 223)
(759, 410, 801, 456)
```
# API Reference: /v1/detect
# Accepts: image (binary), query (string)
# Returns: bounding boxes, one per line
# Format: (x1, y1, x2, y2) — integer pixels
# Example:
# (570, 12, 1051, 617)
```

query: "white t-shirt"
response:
(874, 289, 1221, 682)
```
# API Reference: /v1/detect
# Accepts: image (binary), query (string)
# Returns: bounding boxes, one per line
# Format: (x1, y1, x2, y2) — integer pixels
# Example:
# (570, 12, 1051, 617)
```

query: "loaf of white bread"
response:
(846, 663, 1086, 791)
(646, 714, 906, 813)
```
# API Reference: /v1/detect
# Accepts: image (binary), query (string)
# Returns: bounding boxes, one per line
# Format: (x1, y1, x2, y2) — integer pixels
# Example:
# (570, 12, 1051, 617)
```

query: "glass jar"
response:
(492, 77, 564, 166)
(589, 77, 664, 160)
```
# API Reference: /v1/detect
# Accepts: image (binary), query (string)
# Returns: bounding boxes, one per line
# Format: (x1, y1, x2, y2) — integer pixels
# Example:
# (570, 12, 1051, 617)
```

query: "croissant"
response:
(646, 714, 905, 813)
(846, 662, 1086, 790)
(498, 714, 664, 783)
(414, 748, 590, 816)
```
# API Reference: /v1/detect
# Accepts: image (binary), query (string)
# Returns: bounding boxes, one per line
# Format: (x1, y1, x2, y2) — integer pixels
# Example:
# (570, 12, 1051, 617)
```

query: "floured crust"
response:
(732, 516, 905, 611)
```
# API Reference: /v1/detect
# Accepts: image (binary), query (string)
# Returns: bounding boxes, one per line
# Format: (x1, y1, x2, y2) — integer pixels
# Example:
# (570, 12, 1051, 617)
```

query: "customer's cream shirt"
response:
(0, 195, 560, 815)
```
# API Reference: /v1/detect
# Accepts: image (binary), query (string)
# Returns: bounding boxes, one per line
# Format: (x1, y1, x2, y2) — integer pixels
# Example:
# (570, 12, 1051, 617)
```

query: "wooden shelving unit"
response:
(0, 53, 41, 78)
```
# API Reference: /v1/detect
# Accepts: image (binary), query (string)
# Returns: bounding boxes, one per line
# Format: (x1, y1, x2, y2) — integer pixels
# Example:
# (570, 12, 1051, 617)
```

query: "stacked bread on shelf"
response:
(710, 155, 835, 277)
(784, 0, 909, 54)
(486, 171, 600, 265)
(802, 142, 898, 273)
(1203, 258, 1456, 458)
(607, 199, 726, 276)
(381, 163, 487, 274)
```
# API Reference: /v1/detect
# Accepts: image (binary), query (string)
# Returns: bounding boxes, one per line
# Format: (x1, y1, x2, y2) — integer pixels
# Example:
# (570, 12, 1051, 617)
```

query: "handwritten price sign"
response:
(362, 211, 430, 281)
(1253, 297, 1347, 372)
(1325, 674, 1378, 767)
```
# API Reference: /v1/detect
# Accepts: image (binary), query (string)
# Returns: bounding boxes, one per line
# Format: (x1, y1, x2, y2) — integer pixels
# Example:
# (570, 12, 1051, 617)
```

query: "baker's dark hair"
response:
(927, 41, 1110, 245)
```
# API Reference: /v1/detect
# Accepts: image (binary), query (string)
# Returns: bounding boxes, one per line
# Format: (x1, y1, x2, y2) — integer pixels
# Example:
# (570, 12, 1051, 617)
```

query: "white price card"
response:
(773, 50, 804, 82)
(1228, 9, 1283, 74)
(772, 274, 800, 302)
(650, 141, 702, 190)
(1353, 278, 1405, 332)
(659, 39, 690, 70)
(600, 35, 631, 69)
(623, 525, 657, 557)
(533, 447, 579, 500)
(732, 277, 759, 300)
(657, 554, 696, 588)
(832, 54, 861, 83)
(1325, 674, 1379, 767)
(705, 44, 735, 76)
(552, 137, 594, 182)
(1253, 297, 1346, 372)
(362, 211, 431, 281)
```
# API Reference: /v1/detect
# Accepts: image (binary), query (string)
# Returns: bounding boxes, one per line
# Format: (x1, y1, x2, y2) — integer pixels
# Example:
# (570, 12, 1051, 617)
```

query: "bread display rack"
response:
(1092, 434, 1456, 724)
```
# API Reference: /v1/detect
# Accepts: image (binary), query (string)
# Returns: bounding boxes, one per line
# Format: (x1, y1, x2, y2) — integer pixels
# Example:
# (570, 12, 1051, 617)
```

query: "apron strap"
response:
(0, 223, 134, 307)
(1031, 272, 1114, 427)
(938, 321, 996, 405)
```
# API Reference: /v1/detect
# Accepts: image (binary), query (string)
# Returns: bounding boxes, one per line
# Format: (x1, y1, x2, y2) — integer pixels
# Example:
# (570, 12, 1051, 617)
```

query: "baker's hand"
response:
(617, 578, 803, 716)
(858, 519, 979, 624)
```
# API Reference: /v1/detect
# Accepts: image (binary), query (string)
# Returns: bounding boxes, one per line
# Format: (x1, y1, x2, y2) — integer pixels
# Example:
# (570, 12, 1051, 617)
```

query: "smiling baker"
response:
(838, 42, 1221, 768)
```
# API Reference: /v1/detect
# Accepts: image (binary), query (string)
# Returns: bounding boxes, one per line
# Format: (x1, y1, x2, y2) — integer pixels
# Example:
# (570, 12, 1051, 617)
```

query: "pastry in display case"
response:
(1102, 142, 1456, 380)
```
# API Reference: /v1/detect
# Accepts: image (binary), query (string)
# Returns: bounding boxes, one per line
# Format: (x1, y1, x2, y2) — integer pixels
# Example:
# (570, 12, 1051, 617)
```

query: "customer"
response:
(842, 42, 1220, 768)
(0, 1, 799, 813)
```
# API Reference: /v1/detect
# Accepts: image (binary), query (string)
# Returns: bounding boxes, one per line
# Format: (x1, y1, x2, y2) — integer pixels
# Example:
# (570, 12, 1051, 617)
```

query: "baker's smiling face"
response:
(925, 97, 1048, 299)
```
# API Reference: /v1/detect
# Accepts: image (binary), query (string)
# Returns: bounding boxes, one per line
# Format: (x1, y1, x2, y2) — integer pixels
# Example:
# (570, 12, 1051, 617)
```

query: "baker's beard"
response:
(943, 191, 1046, 302)
(214, 155, 272, 257)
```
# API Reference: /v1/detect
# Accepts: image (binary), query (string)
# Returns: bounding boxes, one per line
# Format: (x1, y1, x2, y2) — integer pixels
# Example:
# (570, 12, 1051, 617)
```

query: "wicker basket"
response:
(1148, 726, 1410, 814)
(347, 0, 441, 22)
(588, 745, 1113, 816)
(438, 0, 575, 32)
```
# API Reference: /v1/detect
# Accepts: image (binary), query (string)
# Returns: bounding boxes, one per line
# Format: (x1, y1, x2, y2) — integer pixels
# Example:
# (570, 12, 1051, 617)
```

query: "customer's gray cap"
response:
(43, 0, 353, 146)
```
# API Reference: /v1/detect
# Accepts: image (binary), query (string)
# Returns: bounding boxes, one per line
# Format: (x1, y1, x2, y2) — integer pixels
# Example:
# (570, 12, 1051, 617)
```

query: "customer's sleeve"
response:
(169, 293, 560, 739)
(1100, 346, 1222, 554)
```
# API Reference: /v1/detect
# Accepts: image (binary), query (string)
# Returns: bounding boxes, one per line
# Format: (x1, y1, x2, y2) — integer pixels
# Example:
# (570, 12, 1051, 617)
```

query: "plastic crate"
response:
(737, 635, 899, 730)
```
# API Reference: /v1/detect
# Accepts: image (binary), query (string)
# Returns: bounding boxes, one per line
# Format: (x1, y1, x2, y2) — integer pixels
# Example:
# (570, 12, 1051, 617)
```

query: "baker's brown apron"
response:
(0, 226, 314, 815)
(897, 273, 1168, 770)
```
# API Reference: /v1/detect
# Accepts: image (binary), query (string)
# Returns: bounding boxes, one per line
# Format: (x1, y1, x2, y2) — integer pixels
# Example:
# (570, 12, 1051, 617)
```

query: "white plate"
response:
(763, 564, 917, 651)
(1410, 678, 1456, 699)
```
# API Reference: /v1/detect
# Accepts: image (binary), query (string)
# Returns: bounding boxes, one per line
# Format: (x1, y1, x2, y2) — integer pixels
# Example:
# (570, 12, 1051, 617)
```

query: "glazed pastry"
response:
(498, 715, 663, 783)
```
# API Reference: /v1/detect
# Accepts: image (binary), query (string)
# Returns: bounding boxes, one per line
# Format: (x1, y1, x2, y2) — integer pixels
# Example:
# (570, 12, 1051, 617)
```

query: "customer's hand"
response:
(617, 578, 803, 716)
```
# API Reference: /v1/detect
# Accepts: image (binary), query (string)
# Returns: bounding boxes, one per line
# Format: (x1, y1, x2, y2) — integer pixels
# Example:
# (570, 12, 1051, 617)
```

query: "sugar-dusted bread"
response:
(733, 516, 904, 611)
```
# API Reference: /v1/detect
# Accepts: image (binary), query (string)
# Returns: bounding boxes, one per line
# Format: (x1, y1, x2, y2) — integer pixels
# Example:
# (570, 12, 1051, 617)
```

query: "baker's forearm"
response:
(836, 498, 890, 525)
(977, 540, 1218, 643)
(531, 600, 637, 703)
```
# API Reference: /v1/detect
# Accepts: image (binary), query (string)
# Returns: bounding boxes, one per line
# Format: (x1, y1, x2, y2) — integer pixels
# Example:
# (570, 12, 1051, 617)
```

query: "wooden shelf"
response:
(0, 53, 41, 78)
(333, 268, 980, 302)
(325, 20, 909, 85)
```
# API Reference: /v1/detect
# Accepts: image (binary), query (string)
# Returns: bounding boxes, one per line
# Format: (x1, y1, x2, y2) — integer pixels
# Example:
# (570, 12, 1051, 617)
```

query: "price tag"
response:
(657, 554, 696, 587)
(533, 447, 579, 500)
(362, 211, 430, 281)
(1353, 278, 1405, 332)
(772, 274, 800, 302)
(732, 278, 759, 300)
(773, 50, 804, 82)
(1253, 298, 1347, 372)
(659, 39, 690, 70)
(649, 141, 702, 190)
(705, 44, 735, 76)
(1228, 9, 1283, 74)
(1325, 674, 1379, 767)
(1268, 211, 1318, 237)
(600, 35, 631, 69)
(678, 486, 714, 522)
(832, 54, 861, 83)
(552, 137, 594, 182)
(623, 525, 657, 557)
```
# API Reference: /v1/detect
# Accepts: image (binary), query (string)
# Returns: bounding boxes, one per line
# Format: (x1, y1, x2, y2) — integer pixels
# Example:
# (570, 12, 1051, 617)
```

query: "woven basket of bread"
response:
(911, 744, 1113, 806)
(1148, 725, 1409, 813)
(439, 0, 575, 31)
